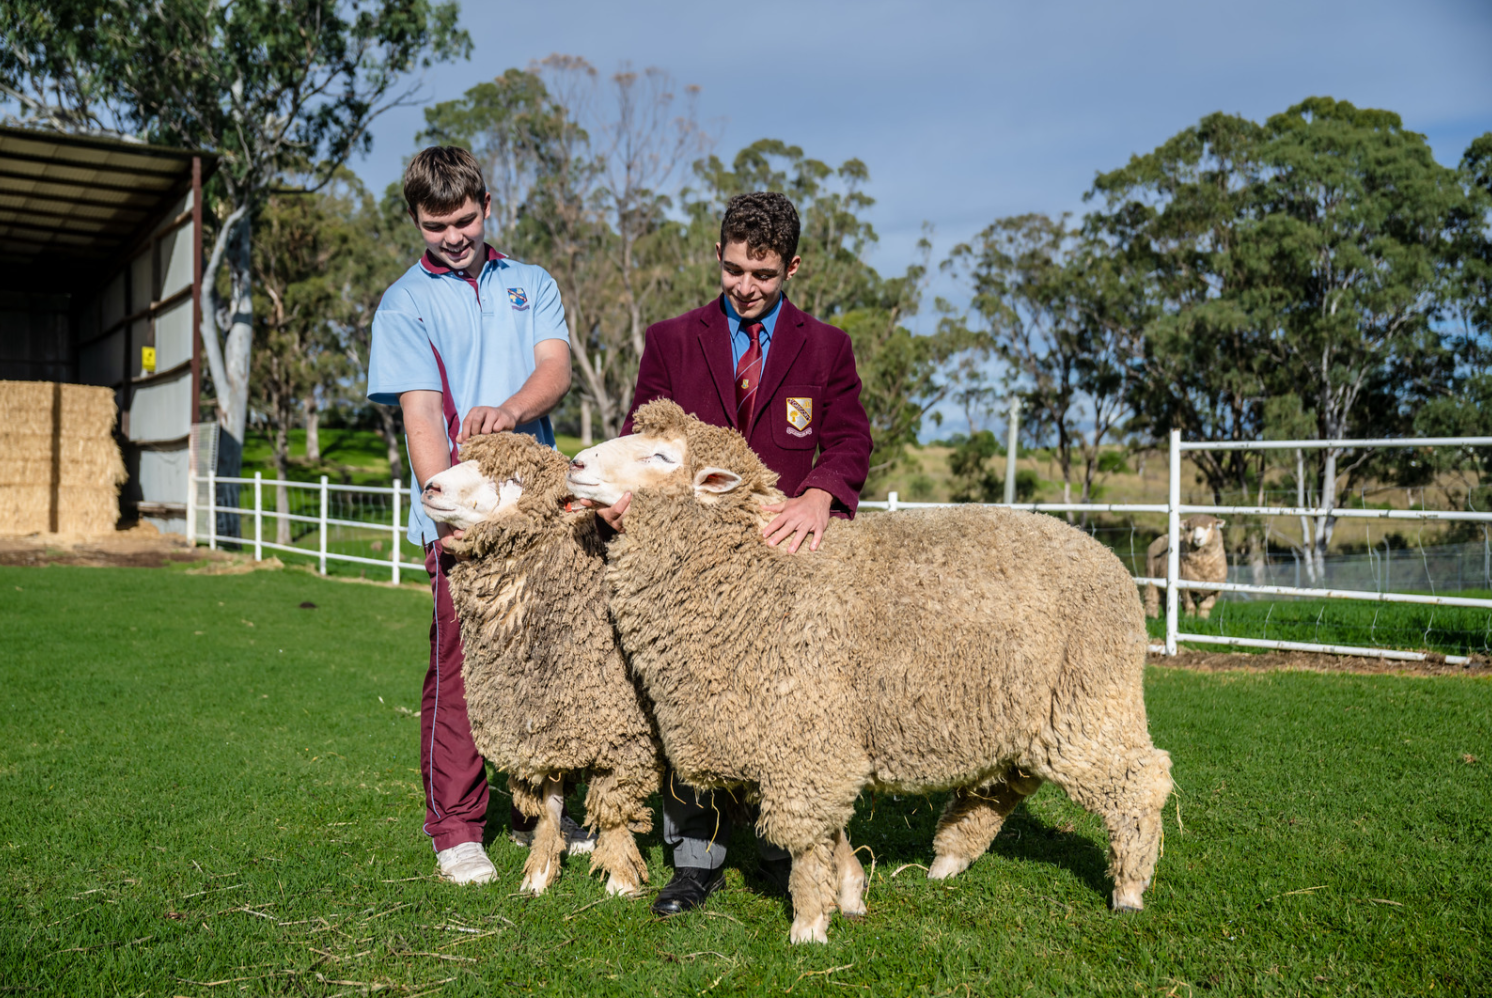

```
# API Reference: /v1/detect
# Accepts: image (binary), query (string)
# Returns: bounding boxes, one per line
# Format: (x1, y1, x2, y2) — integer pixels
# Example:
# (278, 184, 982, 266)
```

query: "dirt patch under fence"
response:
(1149, 646, 1491, 678)
(0, 522, 231, 569)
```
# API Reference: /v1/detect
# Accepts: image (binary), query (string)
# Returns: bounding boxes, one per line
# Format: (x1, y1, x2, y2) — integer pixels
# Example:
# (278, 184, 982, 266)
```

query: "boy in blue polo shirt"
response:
(367, 146, 573, 885)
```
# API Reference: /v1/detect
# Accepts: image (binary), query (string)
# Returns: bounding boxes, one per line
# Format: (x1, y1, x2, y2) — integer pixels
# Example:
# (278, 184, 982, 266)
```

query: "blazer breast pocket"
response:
(771, 383, 823, 450)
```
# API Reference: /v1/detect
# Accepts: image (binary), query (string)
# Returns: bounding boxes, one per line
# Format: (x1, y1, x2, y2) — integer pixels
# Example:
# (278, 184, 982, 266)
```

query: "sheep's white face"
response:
(1186, 518, 1223, 549)
(421, 460, 523, 529)
(566, 433, 690, 505)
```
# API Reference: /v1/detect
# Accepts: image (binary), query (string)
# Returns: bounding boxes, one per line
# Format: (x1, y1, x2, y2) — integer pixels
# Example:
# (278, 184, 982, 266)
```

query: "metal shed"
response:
(0, 125, 217, 535)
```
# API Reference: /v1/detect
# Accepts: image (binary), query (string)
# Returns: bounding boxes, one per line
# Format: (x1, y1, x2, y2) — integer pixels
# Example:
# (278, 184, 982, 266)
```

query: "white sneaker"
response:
(561, 814, 597, 855)
(435, 841, 496, 885)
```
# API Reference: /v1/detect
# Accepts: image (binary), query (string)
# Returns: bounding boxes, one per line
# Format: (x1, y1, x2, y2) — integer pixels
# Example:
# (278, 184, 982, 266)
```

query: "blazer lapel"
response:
(695, 297, 738, 425)
(748, 296, 806, 437)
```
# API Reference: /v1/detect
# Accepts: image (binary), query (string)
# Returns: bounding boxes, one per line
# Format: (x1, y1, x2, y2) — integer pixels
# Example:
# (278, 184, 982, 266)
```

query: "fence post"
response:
(1004, 396, 1021, 505)
(1165, 428, 1181, 656)
(888, 490, 899, 512)
(207, 466, 217, 551)
(253, 472, 263, 562)
(391, 479, 401, 586)
(185, 469, 196, 547)
(318, 474, 329, 575)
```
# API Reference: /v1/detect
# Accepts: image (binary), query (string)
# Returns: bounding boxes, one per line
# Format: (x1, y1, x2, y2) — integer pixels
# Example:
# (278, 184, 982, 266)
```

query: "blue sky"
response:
(354, 0, 1492, 432)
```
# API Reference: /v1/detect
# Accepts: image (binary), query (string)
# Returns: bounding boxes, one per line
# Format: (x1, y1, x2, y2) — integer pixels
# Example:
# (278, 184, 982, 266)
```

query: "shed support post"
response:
(207, 466, 217, 551)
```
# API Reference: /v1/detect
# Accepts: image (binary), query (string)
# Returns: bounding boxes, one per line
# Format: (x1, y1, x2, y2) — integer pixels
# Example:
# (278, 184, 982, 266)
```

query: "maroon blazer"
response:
(622, 296, 872, 516)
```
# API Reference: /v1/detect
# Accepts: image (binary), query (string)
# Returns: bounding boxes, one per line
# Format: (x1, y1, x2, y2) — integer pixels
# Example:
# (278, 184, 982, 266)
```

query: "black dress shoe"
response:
(650, 866, 725, 916)
(752, 856, 793, 897)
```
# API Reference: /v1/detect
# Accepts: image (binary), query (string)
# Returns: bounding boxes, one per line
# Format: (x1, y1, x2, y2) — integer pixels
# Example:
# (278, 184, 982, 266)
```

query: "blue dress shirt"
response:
(724, 293, 783, 371)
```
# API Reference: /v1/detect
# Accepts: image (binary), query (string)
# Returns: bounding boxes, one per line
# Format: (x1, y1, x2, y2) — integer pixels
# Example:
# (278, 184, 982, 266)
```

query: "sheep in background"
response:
(566, 400, 1172, 944)
(1143, 514, 1228, 619)
(421, 433, 663, 897)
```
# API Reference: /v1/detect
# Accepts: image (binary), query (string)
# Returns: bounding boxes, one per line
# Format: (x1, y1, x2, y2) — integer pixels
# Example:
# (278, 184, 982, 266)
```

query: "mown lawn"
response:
(2, 565, 1489, 996)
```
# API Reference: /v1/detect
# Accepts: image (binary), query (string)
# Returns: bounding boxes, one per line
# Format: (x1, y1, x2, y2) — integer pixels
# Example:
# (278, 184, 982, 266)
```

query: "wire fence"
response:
(188, 471, 425, 583)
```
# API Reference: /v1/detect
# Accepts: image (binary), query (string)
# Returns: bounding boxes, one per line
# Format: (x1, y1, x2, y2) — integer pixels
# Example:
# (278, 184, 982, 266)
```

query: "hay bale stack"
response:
(0, 380, 126, 535)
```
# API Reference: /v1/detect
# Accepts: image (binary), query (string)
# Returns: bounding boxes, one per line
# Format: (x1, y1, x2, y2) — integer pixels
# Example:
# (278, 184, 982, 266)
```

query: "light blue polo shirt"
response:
(367, 246, 569, 545)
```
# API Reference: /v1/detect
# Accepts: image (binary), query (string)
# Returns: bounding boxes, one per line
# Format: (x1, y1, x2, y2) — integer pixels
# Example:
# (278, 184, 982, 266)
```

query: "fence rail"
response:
(187, 470, 421, 584)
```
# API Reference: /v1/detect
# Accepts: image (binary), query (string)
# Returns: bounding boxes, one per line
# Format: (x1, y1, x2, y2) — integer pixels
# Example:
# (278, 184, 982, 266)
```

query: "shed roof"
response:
(0, 126, 218, 294)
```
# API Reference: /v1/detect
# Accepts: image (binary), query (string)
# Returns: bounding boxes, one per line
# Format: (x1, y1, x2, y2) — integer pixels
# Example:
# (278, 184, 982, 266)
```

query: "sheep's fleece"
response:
(576, 400, 1173, 943)
(439, 433, 663, 897)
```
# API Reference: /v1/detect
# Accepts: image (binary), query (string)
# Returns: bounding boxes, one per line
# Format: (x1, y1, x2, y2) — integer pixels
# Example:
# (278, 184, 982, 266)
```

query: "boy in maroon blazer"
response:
(594, 192, 872, 915)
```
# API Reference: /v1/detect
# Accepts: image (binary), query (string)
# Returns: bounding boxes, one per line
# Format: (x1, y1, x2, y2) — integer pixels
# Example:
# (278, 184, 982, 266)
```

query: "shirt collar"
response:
(723, 292, 783, 340)
(419, 243, 503, 277)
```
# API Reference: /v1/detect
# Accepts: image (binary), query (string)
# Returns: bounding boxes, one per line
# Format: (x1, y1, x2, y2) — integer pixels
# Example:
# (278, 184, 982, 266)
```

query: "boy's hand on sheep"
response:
(581, 493, 631, 534)
(437, 522, 471, 559)
(457, 405, 521, 443)
(761, 488, 833, 554)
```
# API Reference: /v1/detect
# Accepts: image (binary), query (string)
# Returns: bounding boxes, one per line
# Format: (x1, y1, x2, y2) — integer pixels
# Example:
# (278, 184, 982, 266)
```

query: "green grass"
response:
(3, 565, 1490, 996)
(1146, 591, 1492, 658)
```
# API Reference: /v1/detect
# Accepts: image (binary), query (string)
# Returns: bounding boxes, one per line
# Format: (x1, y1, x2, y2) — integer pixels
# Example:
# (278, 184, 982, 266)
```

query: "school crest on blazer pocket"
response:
(786, 396, 813, 436)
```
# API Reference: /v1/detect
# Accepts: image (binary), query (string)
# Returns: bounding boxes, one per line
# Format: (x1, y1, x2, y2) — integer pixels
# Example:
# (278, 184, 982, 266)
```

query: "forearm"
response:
(400, 390, 452, 489)
(497, 349, 571, 425)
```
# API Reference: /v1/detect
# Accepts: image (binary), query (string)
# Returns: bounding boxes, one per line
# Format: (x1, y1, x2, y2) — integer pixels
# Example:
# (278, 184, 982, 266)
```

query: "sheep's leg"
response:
(1196, 593, 1217, 620)
(787, 838, 839, 945)
(1142, 583, 1159, 619)
(1180, 588, 1195, 616)
(929, 772, 1043, 880)
(516, 774, 566, 895)
(581, 768, 654, 897)
(1040, 741, 1172, 913)
(832, 828, 866, 918)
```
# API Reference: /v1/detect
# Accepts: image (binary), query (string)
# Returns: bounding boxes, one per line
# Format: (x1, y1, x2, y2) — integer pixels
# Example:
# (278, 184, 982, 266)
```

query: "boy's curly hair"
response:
(720, 192, 800, 264)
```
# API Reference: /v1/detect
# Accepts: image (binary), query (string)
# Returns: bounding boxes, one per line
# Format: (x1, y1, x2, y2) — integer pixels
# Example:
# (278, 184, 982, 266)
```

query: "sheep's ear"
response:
(693, 467, 743, 496)
(1215, 519, 1227, 529)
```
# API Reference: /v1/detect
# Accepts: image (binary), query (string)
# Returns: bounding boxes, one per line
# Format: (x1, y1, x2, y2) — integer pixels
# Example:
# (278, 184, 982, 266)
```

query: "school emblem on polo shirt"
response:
(507, 287, 529, 310)
(786, 397, 813, 436)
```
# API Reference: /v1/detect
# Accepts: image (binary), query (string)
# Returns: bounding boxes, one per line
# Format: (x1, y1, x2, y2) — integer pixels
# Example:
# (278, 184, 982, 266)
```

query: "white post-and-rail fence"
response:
(187, 471, 422, 585)
(183, 433, 1491, 664)
(862, 431, 1492, 668)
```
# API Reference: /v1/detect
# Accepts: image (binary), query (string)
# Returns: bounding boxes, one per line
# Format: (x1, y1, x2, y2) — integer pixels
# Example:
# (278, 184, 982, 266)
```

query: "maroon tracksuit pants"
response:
(420, 544, 534, 851)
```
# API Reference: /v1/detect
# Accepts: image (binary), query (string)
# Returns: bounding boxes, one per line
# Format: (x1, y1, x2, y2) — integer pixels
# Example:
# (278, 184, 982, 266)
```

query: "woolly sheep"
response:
(565, 400, 1173, 944)
(1143, 514, 1228, 619)
(421, 433, 663, 897)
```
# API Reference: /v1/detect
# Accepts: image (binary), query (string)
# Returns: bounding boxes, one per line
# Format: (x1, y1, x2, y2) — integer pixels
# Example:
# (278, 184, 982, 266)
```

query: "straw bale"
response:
(0, 381, 117, 438)
(0, 381, 124, 535)
(0, 485, 122, 534)
(0, 435, 127, 487)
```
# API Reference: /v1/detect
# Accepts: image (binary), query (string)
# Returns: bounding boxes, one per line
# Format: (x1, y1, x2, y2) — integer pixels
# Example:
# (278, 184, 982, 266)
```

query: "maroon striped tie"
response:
(734, 321, 764, 434)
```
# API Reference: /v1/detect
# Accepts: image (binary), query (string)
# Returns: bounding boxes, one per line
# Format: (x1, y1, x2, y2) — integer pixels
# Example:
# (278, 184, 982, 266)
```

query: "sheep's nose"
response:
(423, 481, 442, 497)
(570, 458, 585, 471)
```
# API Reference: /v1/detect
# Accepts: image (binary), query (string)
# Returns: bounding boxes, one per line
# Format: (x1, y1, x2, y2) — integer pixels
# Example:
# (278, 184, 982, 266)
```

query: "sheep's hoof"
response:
(604, 874, 641, 897)
(789, 913, 831, 944)
(1111, 887, 1145, 913)
(519, 864, 555, 895)
(927, 854, 971, 880)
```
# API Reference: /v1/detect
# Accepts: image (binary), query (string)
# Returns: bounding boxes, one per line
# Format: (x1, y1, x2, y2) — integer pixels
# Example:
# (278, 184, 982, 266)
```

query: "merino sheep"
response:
(1143, 514, 1228, 619)
(565, 400, 1173, 944)
(421, 433, 663, 897)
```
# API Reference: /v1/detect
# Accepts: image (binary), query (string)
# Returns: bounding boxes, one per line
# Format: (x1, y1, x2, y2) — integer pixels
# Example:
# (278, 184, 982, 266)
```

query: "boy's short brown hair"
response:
(403, 146, 487, 217)
(720, 192, 800, 264)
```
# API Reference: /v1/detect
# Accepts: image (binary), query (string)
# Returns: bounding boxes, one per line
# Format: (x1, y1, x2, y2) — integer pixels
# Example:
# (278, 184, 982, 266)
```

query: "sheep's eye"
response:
(651, 453, 674, 463)
(504, 477, 521, 488)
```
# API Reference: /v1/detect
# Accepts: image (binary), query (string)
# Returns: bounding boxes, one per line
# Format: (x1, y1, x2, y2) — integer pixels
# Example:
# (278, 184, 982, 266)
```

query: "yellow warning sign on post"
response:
(141, 346, 156, 374)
